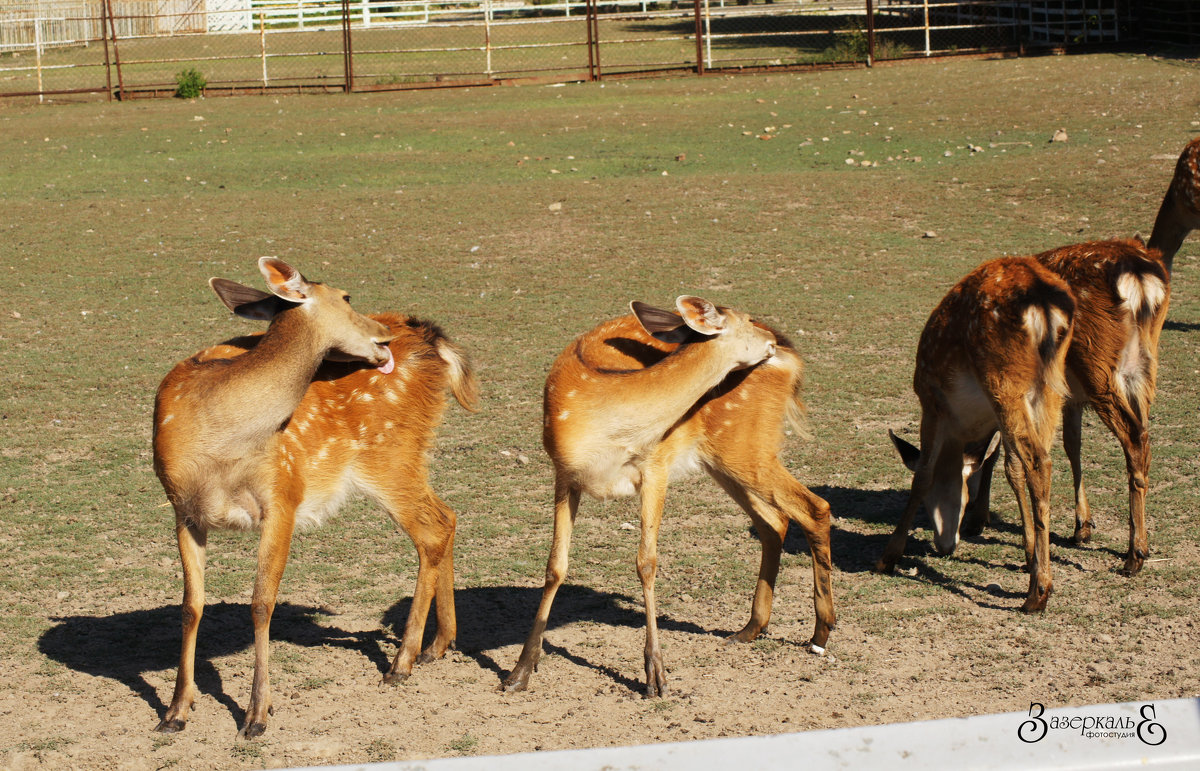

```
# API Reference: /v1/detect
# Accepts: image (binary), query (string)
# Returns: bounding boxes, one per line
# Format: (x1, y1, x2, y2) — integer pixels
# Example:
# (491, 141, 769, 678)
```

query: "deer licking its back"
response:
(503, 296, 835, 696)
(153, 258, 477, 738)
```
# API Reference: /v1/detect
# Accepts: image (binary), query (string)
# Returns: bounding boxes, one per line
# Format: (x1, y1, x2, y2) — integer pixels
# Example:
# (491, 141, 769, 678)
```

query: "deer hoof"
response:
(382, 670, 411, 686)
(154, 718, 186, 734)
(501, 671, 530, 693)
(238, 721, 268, 740)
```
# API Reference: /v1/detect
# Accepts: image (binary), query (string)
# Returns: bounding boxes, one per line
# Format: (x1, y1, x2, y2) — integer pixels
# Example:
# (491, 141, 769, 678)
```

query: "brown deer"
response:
(152, 258, 477, 738)
(886, 137, 1199, 584)
(1148, 135, 1200, 276)
(503, 296, 835, 696)
(877, 257, 1076, 612)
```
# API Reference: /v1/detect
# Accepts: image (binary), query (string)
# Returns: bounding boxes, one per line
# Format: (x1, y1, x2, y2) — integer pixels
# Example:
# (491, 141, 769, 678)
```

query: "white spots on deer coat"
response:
(558, 410, 571, 421)
(161, 413, 175, 425)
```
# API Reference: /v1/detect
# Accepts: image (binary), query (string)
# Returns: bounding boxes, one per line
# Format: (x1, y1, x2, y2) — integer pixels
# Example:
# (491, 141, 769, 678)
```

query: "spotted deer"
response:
(1147, 135, 1200, 275)
(153, 258, 477, 738)
(877, 257, 1075, 612)
(503, 296, 835, 696)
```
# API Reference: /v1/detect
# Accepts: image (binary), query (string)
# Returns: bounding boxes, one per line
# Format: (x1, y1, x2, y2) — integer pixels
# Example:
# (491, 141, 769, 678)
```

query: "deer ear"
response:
(963, 431, 1002, 474)
(1133, 231, 1147, 246)
(675, 295, 727, 336)
(631, 302, 693, 343)
(259, 257, 312, 302)
(209, 278, 286, 321)
(889, 429, 921, 472)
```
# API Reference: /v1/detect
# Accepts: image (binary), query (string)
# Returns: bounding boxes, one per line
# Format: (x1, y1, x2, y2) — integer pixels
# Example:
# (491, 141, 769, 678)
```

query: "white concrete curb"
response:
(311, 697, 1200, 771)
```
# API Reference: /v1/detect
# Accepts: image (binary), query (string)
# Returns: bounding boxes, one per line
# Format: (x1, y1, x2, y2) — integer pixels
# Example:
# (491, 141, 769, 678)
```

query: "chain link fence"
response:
(0, 1, 1184, 102)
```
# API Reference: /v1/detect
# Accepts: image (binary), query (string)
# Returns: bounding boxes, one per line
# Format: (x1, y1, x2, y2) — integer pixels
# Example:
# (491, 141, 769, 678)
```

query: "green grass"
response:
(2, 50, 1200, 760)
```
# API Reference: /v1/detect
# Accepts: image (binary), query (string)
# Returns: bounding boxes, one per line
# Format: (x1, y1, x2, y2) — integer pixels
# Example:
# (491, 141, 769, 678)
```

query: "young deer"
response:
(153, 258, 477, 738)
(1147, 135, 1200, 275)
(877, 257, 1075, 612)
(503, 296, 835, 697)
(886, 137, 1199, 583)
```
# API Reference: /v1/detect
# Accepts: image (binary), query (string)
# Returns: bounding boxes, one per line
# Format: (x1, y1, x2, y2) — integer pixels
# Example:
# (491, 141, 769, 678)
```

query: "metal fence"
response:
(0, 1, 1179, 101)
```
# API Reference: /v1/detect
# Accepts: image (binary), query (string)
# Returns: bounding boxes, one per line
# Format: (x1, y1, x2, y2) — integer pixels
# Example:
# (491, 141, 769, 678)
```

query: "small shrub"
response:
(174, 68, 206, 99)
(447, 733, 478, 755)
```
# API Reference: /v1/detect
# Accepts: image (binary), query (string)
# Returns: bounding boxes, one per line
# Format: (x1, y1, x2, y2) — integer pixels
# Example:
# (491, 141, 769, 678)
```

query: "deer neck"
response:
(210, 308, 326, 445)
(609, 336, 741, 435)
(1147, 195, 1190, 276)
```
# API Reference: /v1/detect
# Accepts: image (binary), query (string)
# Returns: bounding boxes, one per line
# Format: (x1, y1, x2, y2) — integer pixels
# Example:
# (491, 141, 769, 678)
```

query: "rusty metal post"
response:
(865, 0, 875, 66)
(342, 0, 354, 93)
(586, 0, 600, 81)
(100, 0, 113, 101)
(693, 0, 704, 76)
(103, 0, 124, 100)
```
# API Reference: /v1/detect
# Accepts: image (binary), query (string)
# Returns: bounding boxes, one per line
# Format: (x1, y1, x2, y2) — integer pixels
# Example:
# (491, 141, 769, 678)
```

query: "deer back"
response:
(1036, 239, 1169, 421)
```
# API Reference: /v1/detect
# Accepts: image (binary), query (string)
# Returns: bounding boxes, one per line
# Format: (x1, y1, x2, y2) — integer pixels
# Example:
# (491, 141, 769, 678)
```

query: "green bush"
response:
(174, 68, 207, 99)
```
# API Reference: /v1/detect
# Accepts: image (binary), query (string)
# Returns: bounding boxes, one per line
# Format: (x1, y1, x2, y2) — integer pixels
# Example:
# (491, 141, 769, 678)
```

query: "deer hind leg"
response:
(781, 479, 836, 651)
(1062, 402, 1094, 544)
(636, 462, 670, 698)
(997, 422, 1054, 613)
(705, 468, 784, 644)
(1090, 399, 1151, 576)
(384, 492, 457, 684)
(502, 480, 580, 693)
(156, 515, 207, 733)
(240, 507, 297, 739)
(419, 499, 458, 665)
(709, 464, 835, 652)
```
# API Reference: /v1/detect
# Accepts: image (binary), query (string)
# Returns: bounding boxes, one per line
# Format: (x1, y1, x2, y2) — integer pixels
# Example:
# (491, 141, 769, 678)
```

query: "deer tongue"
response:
(377, 347, 395, 375)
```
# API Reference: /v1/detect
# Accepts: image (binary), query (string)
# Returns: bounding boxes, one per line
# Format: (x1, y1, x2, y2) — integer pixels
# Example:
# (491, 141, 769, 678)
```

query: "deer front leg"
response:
(636, 465, 669, 698)
(239, 509, 296, 739)
(503, 481, 580, 693)
(156, 516, 207, 733)
(877, 427, 943, 573)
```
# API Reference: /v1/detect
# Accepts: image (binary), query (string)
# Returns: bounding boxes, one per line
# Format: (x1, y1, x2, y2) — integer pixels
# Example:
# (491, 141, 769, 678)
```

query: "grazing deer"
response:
(152, 258, 477, 738)
(1147, 136, 1200, 275)
(877, 258, 1075, 612)
(503, 296, 835, 696)
(885, 137, 1200, 585)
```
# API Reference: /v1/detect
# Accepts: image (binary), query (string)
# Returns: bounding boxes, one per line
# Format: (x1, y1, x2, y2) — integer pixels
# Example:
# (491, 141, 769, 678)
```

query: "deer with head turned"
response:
(503, 296, 835, 696)
(153, 257, 477, 738)
(877, 257, 1075, 612)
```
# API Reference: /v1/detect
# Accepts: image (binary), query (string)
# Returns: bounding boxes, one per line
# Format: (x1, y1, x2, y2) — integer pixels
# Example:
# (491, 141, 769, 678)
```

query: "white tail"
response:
(503, 296, 835, 696)
(152, 258, 477, 738)
(1147, 135, 1200, 275)
(878, 257, 1075, 612)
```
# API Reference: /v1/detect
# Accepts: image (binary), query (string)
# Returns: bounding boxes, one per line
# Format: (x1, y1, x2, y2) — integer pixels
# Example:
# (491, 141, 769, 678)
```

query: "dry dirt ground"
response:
(5, 520, 1199, 770)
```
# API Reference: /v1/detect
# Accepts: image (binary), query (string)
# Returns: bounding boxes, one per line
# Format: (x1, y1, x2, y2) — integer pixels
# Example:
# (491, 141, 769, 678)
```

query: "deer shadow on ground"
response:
(1164, 319, 1200, 333)
(773, 484, 1126, 609)
(38, 585, 715, 724)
